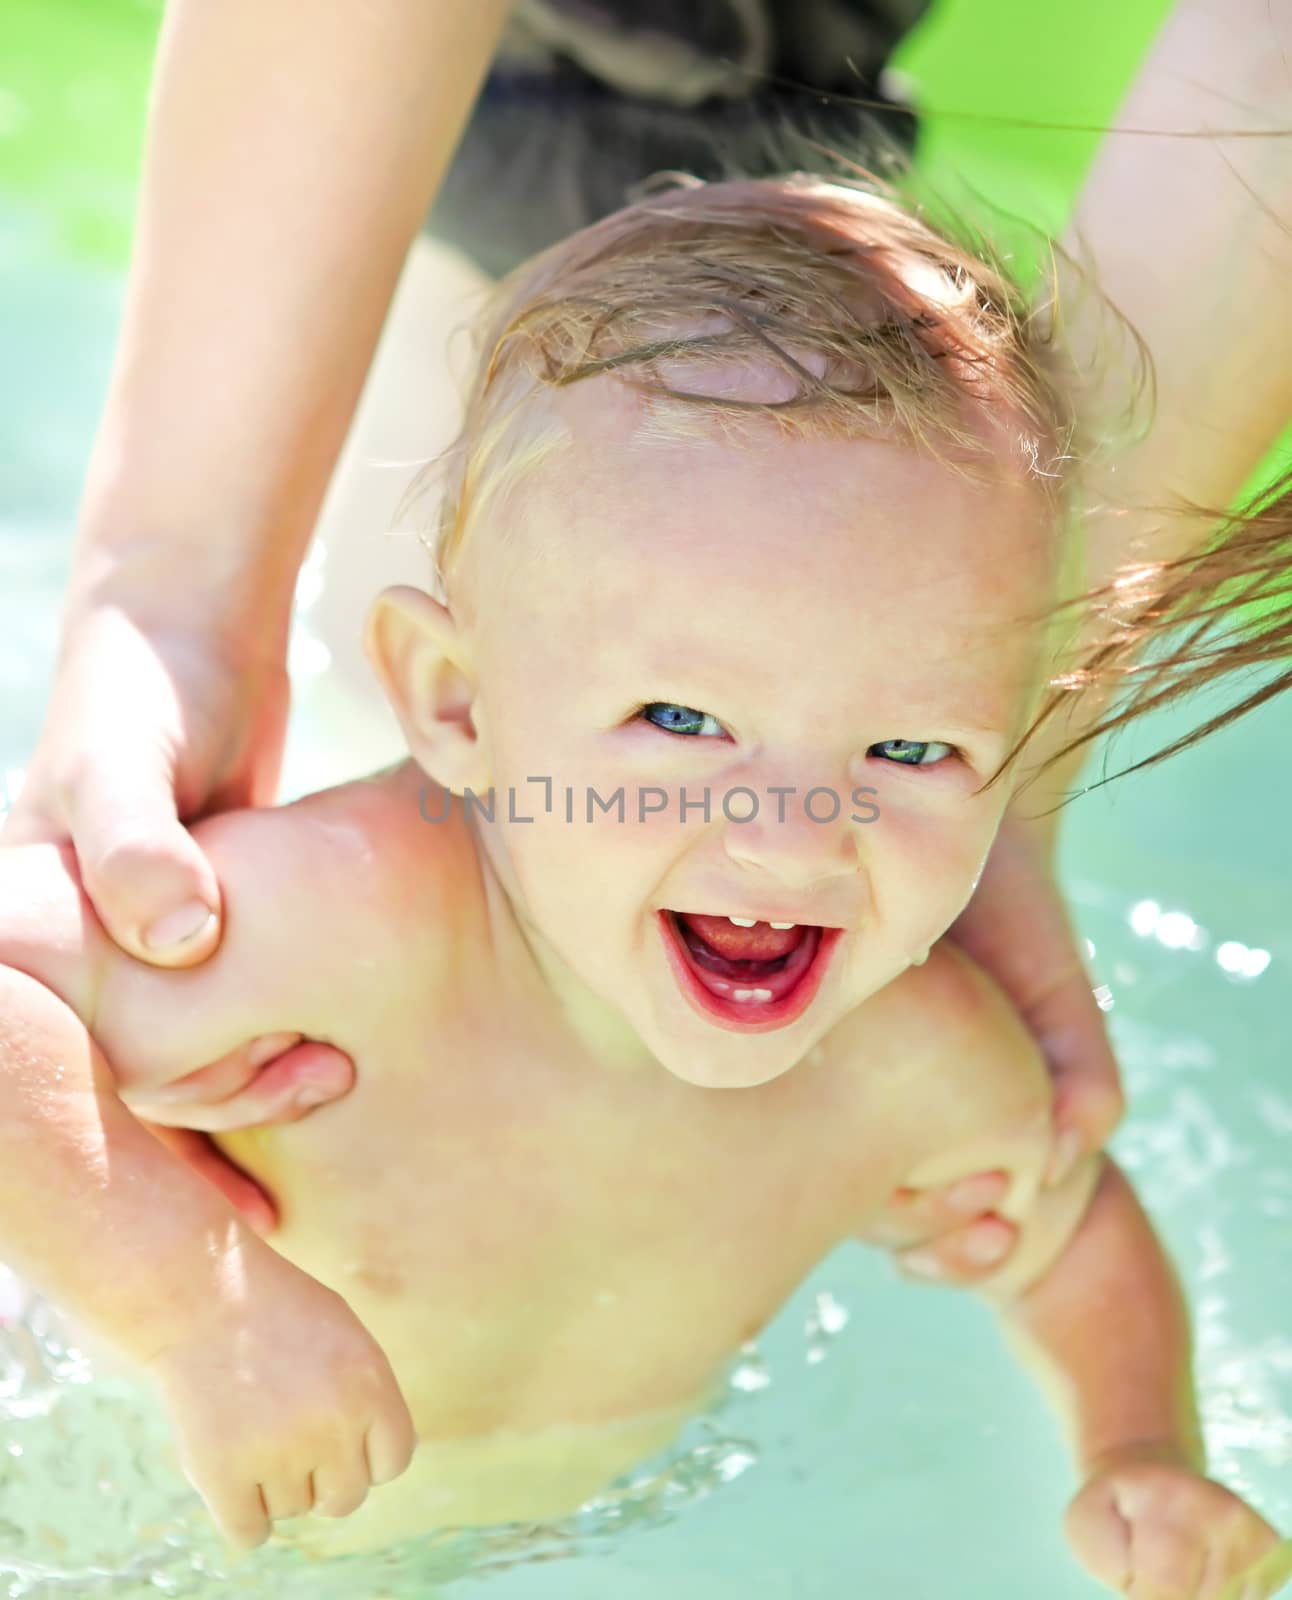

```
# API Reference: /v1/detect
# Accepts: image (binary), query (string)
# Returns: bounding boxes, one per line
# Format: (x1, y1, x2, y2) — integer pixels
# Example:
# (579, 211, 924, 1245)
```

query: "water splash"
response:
(804, 1292, 850, 1367)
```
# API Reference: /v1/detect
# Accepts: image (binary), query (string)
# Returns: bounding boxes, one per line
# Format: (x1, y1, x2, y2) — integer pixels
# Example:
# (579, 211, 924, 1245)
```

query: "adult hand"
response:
(5, 0, 511, 957)
(4, 589, 358, 1233)
(4, 594, 288, 964)
(110, 790, 1121, 1255)
(947, 806, 1125, 1188)
(128, 1032, 358, 1236)
(861, 807, 1125, 1285)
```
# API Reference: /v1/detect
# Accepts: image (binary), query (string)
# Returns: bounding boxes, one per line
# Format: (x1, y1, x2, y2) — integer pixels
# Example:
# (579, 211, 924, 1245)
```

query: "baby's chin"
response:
(653, 1045, 801, 1092)
(638, 999, 841, 1091)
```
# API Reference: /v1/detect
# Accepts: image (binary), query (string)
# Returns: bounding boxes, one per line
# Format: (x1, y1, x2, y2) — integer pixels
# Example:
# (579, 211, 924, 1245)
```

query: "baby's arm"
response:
(889, 951, 1283, 1596)
(0, 961, 413, 1548)
(0, 798, 427, 1544)
(987, 1156, 1286, 1597)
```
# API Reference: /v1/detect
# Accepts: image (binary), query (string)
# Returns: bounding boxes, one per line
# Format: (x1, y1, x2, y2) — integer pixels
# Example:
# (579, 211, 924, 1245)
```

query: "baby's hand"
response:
(144, 1251, 416, 1550)
(1066, 1444, 1288, 1598)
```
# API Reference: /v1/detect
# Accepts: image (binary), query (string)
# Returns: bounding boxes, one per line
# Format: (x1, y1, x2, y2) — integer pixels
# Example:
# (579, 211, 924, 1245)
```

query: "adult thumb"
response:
(56, 747, 224, 968)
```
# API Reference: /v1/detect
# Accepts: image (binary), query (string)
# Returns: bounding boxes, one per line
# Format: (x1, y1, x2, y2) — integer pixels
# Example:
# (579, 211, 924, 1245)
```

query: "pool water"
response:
(1, 2, 1290, 1596)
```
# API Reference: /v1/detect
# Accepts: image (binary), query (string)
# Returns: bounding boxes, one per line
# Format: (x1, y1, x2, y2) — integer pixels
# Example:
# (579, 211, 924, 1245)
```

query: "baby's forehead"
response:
(475, 379, 1058, 731)
(506, 376, 1057, 614)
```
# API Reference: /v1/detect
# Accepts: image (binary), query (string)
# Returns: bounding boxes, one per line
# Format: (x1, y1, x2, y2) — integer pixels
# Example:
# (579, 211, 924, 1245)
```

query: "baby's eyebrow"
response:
(908, 713, 1009, 740)
(876, 700, 1019, 741)
(619, 643, 1017, 739)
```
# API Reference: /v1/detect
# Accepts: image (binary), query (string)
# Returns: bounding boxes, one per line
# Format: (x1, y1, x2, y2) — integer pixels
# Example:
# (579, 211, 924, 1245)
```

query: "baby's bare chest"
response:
(218, 1008, 894, 1435)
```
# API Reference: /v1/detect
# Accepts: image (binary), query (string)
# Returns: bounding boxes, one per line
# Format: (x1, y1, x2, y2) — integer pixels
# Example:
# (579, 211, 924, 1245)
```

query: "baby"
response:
(0, 176, 1284, 1595)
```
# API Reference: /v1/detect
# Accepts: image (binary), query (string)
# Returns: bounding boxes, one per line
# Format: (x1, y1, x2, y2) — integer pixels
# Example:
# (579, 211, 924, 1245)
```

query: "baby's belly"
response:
(216, 1114, 840, 1553)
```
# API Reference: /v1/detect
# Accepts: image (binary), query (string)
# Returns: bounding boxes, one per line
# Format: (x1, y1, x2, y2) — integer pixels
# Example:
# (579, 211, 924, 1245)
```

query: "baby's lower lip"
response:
(657, 912, 841, 1034)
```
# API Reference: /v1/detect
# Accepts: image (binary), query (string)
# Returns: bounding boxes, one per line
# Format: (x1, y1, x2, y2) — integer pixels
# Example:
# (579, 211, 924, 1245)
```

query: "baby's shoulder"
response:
(196, 761, 476, 962)
(248, 761, 454, 883)
(65, 763, 487, 1087)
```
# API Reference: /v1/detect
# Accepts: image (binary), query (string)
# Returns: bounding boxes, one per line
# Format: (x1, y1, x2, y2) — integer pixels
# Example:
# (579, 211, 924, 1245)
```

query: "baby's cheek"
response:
(872, 806, 992, 940)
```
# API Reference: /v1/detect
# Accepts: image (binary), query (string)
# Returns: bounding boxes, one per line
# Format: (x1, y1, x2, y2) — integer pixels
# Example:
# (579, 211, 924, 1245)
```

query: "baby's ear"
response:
(364, 586, 490, 794)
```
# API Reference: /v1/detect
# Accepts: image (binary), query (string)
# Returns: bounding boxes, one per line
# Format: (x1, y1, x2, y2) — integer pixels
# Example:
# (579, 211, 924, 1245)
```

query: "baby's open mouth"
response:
(658, 911, 841, 1033)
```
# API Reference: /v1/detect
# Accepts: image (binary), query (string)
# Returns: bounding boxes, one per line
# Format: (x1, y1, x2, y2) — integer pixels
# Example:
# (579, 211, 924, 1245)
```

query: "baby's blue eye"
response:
(870, 739, 955, 767)
(640, 703, 725, 738)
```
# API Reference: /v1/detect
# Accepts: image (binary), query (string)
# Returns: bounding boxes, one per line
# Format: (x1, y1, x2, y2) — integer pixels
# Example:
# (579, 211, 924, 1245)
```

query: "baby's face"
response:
(460, 381, 1059, 1088)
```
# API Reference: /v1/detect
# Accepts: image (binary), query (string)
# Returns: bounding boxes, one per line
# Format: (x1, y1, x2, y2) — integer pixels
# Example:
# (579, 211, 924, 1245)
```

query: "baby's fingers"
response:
(1067, 1489, 1194, 1600)
(1065, 1475, 1134, 1592)
(183, 1460, 271, 1553)
(365, 1406, 418, 1488)
(1194, 1492, 1284, 1598)
(1126, 1522, 1211, 1600)
(312, 1453, 372, 1519)
(260, 1471, 317, 1525)
(1218, 1530, 1292, 1600)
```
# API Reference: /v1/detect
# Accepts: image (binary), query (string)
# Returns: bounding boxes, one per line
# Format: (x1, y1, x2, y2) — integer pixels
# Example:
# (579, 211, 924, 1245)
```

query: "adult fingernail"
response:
(947, 1172, 1007, 1214)
(965, 1226, 1009, 1264)
(902, 1251, 944, 1279)
(247, 1033, 301, 1070)
(143, 900, 216, 951)
(1047, 1129, 1083, 1188)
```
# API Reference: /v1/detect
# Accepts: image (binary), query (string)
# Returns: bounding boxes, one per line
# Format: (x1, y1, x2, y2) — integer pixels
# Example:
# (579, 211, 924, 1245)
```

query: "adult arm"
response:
(1026, 0, 1292, 817)
(943, 0, 1292, 1213)
(4, 0, 509, 963)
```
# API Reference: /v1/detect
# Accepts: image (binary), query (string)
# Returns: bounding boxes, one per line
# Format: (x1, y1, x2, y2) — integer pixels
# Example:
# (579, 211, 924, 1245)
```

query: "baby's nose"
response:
(719, 783, 862, 888)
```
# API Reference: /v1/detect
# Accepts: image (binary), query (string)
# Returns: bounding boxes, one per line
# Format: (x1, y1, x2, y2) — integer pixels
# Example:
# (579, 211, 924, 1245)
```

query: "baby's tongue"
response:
(677, 913, 804, 962)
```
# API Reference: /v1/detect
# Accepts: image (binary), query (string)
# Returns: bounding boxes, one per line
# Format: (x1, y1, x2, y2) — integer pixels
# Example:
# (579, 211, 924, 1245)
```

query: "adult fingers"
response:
(862, 1170, 1011, 1250)
(125, 1041, 355, 1131)
(140, 1124, 278, 1236)
(16, 745, 223, 968)
(895, 1216, 1018, 1287)
(1029, 972, 1126, 1187)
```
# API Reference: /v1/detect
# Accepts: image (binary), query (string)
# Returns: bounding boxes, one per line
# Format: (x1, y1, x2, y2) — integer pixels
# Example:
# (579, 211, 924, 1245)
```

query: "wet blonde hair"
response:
(1000, 466, 1292, 799)
(401, 171, 1290, 794)
(415, 173, 1081, 587)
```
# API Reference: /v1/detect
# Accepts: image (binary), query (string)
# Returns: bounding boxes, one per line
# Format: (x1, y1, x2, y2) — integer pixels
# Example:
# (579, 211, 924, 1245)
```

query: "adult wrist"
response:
(63, 508, 296, 668)
(67, 434, 306, 645)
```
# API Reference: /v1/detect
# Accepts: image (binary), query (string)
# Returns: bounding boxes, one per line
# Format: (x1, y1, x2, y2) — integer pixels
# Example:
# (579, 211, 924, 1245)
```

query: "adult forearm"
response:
(995, 1157, 1203, 1475)
(75, 0, 508, 632)
(1061, 0, 1292, 546)
(1016, 0, 1292, 828)
(0, 964, 278, 1367)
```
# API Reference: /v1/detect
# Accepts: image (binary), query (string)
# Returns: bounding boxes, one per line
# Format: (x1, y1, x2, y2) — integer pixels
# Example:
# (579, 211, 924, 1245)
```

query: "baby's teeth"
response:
(732, 988, 774, 1003)
(768, 921, 795, 930)
(728, 916, 757, 927)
